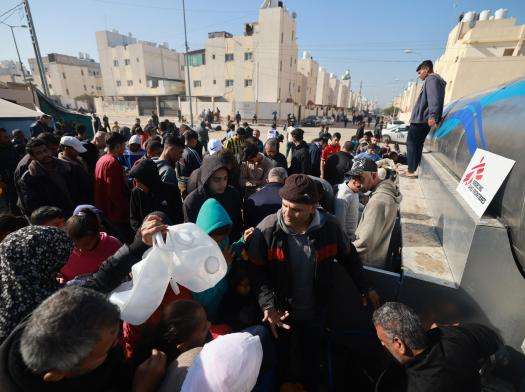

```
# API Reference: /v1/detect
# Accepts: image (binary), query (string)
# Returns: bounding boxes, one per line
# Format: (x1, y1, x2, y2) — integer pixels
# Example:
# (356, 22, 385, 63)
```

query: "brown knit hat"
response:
(279, 174, 319, 204)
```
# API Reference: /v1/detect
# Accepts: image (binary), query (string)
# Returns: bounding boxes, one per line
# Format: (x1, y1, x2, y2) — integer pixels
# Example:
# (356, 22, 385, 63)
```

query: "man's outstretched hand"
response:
(263, 308, 291, 338)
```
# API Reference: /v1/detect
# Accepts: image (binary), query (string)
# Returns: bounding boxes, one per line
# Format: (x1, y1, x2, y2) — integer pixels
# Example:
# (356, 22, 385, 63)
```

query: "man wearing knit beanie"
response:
(247, 173, 380, 390)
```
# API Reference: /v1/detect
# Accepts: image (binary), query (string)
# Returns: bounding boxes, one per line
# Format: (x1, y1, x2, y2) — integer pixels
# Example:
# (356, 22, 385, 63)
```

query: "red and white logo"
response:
(462, 157, 485, 186)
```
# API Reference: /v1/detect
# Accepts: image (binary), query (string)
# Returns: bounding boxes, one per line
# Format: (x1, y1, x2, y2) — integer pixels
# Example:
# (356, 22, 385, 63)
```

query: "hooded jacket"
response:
(410, 73, 447, 124)
(17, 157, 81, 216)
(289, 141, 311, 175)
(353, 179, 402, 268)
(183, 156, 242, 241)
(129, 159, 183, 232)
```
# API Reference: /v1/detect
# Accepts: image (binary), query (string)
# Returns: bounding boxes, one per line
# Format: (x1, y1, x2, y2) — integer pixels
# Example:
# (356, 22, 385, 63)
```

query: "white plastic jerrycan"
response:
(155, 223, 227, 293)
(109, 223, 227, 325)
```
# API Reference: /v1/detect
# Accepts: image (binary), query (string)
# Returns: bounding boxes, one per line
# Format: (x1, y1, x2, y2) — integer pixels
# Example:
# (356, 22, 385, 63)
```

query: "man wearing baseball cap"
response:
(350, 157, 402, 268)
(58, 135, 93, 203)
(247, 173, 379, 390)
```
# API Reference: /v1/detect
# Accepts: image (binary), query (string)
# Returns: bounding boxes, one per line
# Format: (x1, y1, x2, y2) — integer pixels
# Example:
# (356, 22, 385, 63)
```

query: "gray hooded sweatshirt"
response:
(353, 179, 402, 268)
(410, 73, 447, 124)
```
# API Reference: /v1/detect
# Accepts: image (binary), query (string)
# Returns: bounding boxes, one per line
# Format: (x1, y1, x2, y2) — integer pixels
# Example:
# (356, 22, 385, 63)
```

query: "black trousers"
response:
(406, 123, 431, 173)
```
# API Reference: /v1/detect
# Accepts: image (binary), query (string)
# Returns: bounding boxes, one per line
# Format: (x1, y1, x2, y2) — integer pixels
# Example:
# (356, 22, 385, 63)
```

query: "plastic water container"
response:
(154, 223, 227, 293)
(110, 223, 227, 325)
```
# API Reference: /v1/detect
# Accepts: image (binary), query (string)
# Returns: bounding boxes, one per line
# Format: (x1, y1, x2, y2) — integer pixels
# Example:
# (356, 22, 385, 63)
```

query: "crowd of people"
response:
(0, 73, 518, 391)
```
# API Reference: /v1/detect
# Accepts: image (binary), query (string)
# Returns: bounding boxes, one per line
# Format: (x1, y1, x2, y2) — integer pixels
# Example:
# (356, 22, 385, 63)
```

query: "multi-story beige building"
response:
(337, 70, 351, 108)
(187, 1, 298, 104)
(329, 73, 340, 106)
(0, 60, 29, 84)
(435, 9, 525, 104)
(96, 30, 185, 97)
(315, 67, 330, 106)
(28, 53, 103, 109)
(297, 51, 319, 106)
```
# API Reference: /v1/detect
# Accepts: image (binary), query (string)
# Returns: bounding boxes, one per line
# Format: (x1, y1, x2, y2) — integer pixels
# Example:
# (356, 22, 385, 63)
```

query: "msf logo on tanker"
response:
(463, 157, 486, 204)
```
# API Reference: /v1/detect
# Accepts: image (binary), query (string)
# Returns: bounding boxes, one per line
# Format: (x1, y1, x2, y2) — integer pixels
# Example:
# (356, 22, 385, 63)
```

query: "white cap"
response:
(60, 136, 87, 153)
(181, 332, 263, 392)
(129, 135, 142, 145)
(208, 139, 223, 155)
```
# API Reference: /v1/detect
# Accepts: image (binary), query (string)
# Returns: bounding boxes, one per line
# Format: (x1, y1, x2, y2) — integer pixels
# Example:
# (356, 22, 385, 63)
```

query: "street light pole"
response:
(23, 0, 49, 95)
(182, 0, 194, 127)
(8, 25, 27, 82)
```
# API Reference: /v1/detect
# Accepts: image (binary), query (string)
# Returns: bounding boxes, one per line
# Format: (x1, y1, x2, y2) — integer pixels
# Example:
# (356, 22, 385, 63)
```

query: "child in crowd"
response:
(217, 264, 261, 331)
(155, 300, 210, 392)
(59, 208, 121, 282)
(194, 198, 253, 322)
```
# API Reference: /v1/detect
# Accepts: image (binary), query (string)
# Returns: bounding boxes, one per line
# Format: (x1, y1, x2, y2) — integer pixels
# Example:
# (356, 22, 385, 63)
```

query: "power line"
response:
(0, 3, 22, 20)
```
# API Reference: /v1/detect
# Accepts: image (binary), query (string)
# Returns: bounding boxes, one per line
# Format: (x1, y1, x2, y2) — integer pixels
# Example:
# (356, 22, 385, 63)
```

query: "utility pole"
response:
(23, 0, 49, 95)
(4, 23, 27, 82)
(182, 0, 193, 127)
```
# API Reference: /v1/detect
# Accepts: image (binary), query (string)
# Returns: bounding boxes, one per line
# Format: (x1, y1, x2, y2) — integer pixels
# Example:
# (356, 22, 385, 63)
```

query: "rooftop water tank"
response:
(495, 8, 508, 19)
(479, 10, 491, 21)
(303, 51, 311, 59)
(463, 11, 475, 22)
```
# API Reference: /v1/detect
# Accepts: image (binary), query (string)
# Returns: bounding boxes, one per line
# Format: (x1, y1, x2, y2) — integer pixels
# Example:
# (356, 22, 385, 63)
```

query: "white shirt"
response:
(334, 182, 361, 241)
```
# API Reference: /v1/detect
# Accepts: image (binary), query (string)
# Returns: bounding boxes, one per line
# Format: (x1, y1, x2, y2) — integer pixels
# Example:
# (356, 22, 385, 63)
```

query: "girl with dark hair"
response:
(59, 208, 121, 282)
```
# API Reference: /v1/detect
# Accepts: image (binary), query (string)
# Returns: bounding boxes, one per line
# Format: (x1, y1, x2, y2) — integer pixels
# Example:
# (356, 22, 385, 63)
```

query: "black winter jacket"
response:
(289, 141, 311, 175)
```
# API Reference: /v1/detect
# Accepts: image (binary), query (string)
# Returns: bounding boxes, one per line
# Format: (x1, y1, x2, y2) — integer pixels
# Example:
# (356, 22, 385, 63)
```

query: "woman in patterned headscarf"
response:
(0, 226, 72, 343)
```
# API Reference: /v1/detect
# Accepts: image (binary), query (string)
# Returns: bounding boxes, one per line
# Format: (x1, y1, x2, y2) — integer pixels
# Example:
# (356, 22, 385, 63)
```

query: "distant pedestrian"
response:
(151, 110, 159, 127)
(102, 114, 110, 131)
(235, 111, 242, 126)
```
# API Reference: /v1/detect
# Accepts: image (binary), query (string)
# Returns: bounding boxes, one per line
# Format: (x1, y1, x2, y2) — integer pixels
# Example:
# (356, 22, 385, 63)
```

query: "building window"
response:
(136, 57, 140, 62)
(225, 53, 234, 62)
(213, 79, 216, 85)
(212, 54, 216, 60)
(124, 59, 131, 65)
(62, 72, 66, 79)
(181, 65, 184, 71)
(83, 84, 87, 91)
(66, 88, 70, 95)
(116, 80, 121, 86)
(81, 69, 84, 76)
(225, 79, 234, 87)
(113, 60, 119, 67)
(292, 30, 294, 41)
(127, 80, 133, 86)
(280, 61, 282, 71)
(503, 48, 514, 56)
(244, 52, 253, 61)
(281, 32, 283, 43)
(244, 79, 253, 87)
(139, 79, 142, 84)
(290, 57, 292, 67)
(193, 80, 202, 87)
(91, 85, 94, 89)
(48, 83, 52, 89)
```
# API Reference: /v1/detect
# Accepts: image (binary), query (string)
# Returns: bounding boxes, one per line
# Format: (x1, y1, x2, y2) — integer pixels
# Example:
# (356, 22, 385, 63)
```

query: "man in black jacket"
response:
(264, 138, 287, 169)
(288, 128, 311, 175)
(17, 139, 81, 217)
(373, 302, 501, 392)
(128, 159, 183, 232)
(0, 128, 21, 213)
(183, 155, 242, 241)
(247, 174, 379, 390)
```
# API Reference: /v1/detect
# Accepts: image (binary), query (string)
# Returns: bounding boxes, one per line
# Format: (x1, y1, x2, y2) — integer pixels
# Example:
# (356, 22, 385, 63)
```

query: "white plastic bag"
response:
(109, 223, 227, 325)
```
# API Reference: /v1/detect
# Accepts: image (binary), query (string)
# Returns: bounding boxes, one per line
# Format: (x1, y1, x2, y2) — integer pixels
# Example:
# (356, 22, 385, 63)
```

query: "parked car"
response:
(384, 120, 406, 130)
(301, 115, 320, 127)
(382, 124, 409, 144)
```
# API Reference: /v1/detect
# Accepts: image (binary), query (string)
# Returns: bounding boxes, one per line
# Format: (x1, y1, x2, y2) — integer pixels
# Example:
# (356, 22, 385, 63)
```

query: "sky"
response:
(1, 0, 524, 107)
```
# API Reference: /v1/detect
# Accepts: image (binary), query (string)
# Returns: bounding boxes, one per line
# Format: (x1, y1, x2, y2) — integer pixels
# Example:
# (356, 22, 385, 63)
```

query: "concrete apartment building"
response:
(0, 60, 30, 84)
(187, 0, 298, 105)
(297, 51, 319, 106)
(435, 9, 525, 104)
(315, 67, 330, 106)
(396, 8, 525, 121)
(337, 70, 351, 109)
(96, 30, 185, 98)
(328, 73, 340, 106)
(28, 53, 103, 109)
